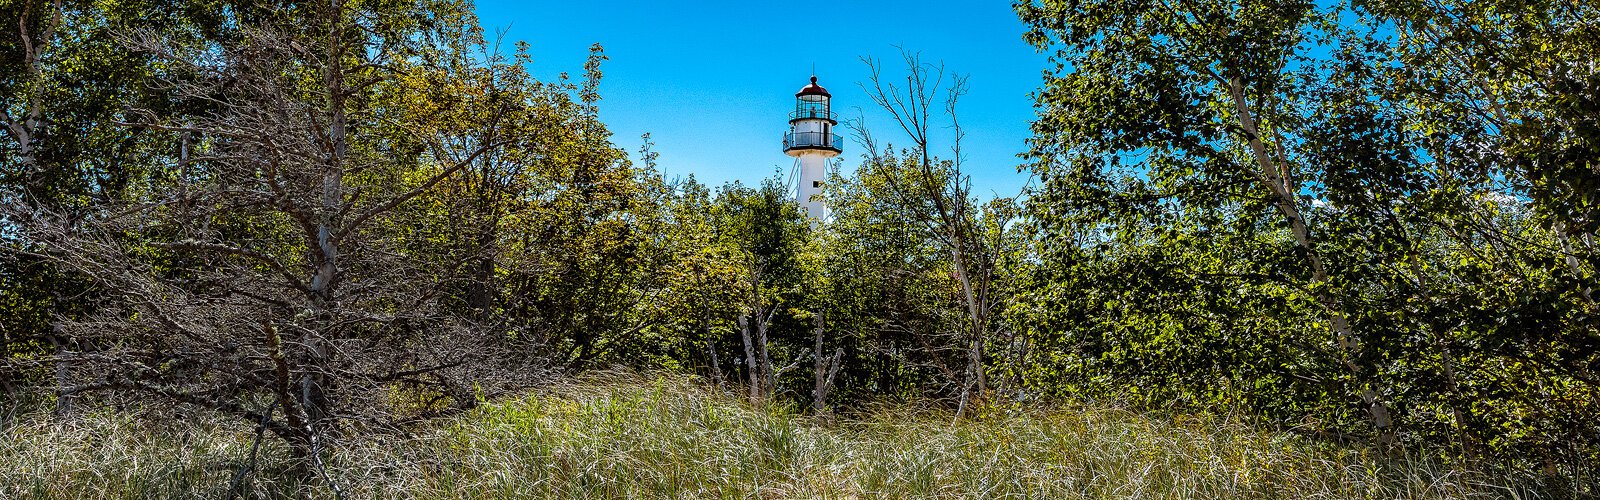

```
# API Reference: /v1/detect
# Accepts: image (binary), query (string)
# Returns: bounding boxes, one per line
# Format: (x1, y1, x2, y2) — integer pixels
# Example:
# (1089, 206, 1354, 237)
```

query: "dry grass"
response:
(0, 375, 1560, 499)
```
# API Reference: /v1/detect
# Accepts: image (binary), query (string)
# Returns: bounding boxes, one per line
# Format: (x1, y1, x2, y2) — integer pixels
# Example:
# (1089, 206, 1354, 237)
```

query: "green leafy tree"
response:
(1017, 0, 1411, 442)
(1015, 0, 1600, 477)
(1365, 0, 1600, 470)
(649, 173, 747, 385)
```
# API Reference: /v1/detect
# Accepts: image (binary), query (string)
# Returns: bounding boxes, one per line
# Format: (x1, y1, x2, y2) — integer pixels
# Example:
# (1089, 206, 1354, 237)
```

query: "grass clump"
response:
(1, 375, 1559, 498)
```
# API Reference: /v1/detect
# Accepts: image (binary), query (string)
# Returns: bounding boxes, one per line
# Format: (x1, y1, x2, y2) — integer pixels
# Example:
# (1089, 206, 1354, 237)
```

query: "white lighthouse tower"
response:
(783, 76, 842, 220)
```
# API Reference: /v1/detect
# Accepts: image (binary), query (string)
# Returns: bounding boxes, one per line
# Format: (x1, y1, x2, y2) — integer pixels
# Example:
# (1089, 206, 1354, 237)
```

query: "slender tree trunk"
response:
(955, 332, 984, 420)
(1402, 251, 1473, 456)
(1226, 77, 1394, 444)
(949, 245, 988, 419)
(50, 333, 72, 417)
(1554, 222, 1596, 305)
(811, 312, 826, 413)
(739, 313, 760, 403)
(810, 311, 843, 414)
(705, 306, 723, 390)
(4, 0, 58, 180)
(9, 0, 66, 417)
(757, 309, 773, 396)
(263, 320, 315, 482)
(3, 119, 36, 175)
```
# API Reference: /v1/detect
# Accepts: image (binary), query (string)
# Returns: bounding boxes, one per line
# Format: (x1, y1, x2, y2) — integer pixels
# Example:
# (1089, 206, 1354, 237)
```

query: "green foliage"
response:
(1015, 0, 1600, 478)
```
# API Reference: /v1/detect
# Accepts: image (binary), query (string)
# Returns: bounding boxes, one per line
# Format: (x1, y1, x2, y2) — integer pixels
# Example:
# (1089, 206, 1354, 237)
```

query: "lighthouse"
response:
(783, 76, 842, 220)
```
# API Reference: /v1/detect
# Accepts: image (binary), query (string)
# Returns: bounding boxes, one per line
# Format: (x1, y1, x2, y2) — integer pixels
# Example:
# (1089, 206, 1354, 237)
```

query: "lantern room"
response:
(783, 76, 843, 155)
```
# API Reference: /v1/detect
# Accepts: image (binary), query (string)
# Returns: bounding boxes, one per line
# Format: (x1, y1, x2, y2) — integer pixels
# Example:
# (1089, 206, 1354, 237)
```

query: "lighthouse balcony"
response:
(783, 131, 844, 153)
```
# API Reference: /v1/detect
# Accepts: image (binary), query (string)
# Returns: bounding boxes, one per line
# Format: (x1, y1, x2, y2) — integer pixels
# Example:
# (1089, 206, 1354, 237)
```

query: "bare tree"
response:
(737, 272, 777, 403)
(2, 1, 531, 483)
(851, 49, 1019, 418)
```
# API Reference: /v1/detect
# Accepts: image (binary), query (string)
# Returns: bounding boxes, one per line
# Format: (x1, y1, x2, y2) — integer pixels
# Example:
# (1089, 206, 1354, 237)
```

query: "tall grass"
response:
(0, 375, 1560, 498)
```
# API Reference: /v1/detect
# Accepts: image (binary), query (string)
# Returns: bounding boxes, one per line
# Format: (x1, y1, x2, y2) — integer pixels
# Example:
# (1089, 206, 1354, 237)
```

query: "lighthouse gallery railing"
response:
(783, 131, 843, 151)
(789, 108, 837, 121)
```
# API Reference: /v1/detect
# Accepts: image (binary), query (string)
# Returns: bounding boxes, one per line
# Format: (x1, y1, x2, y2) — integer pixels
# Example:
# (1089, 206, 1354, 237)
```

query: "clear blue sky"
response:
(472, 1, 1048, 197)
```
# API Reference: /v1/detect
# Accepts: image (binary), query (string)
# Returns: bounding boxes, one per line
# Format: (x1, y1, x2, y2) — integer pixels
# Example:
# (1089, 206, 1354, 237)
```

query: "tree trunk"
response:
(467, 229, 496, 319)
(1226, 76, 1394, 444)
(810, 311, 843, 414)
(705, 306, 723, 390)
(50, 334, 72, 417)
(739, 313, 760, 403)
(1554, 222, 1596, 306)
(949, 245, 988, 419)
(757, 309, 774, 396)
(284, 1, 349, 476)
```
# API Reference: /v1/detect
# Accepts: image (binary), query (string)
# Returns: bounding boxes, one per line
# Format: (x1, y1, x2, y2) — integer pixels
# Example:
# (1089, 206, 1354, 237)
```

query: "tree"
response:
(1016, 0, 1412, 441)
(4, 0, 525, 482)
(1365, 0, 1600, 468)
(851, 50, 1022, 417)
(1015, 0, 1600, 474)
